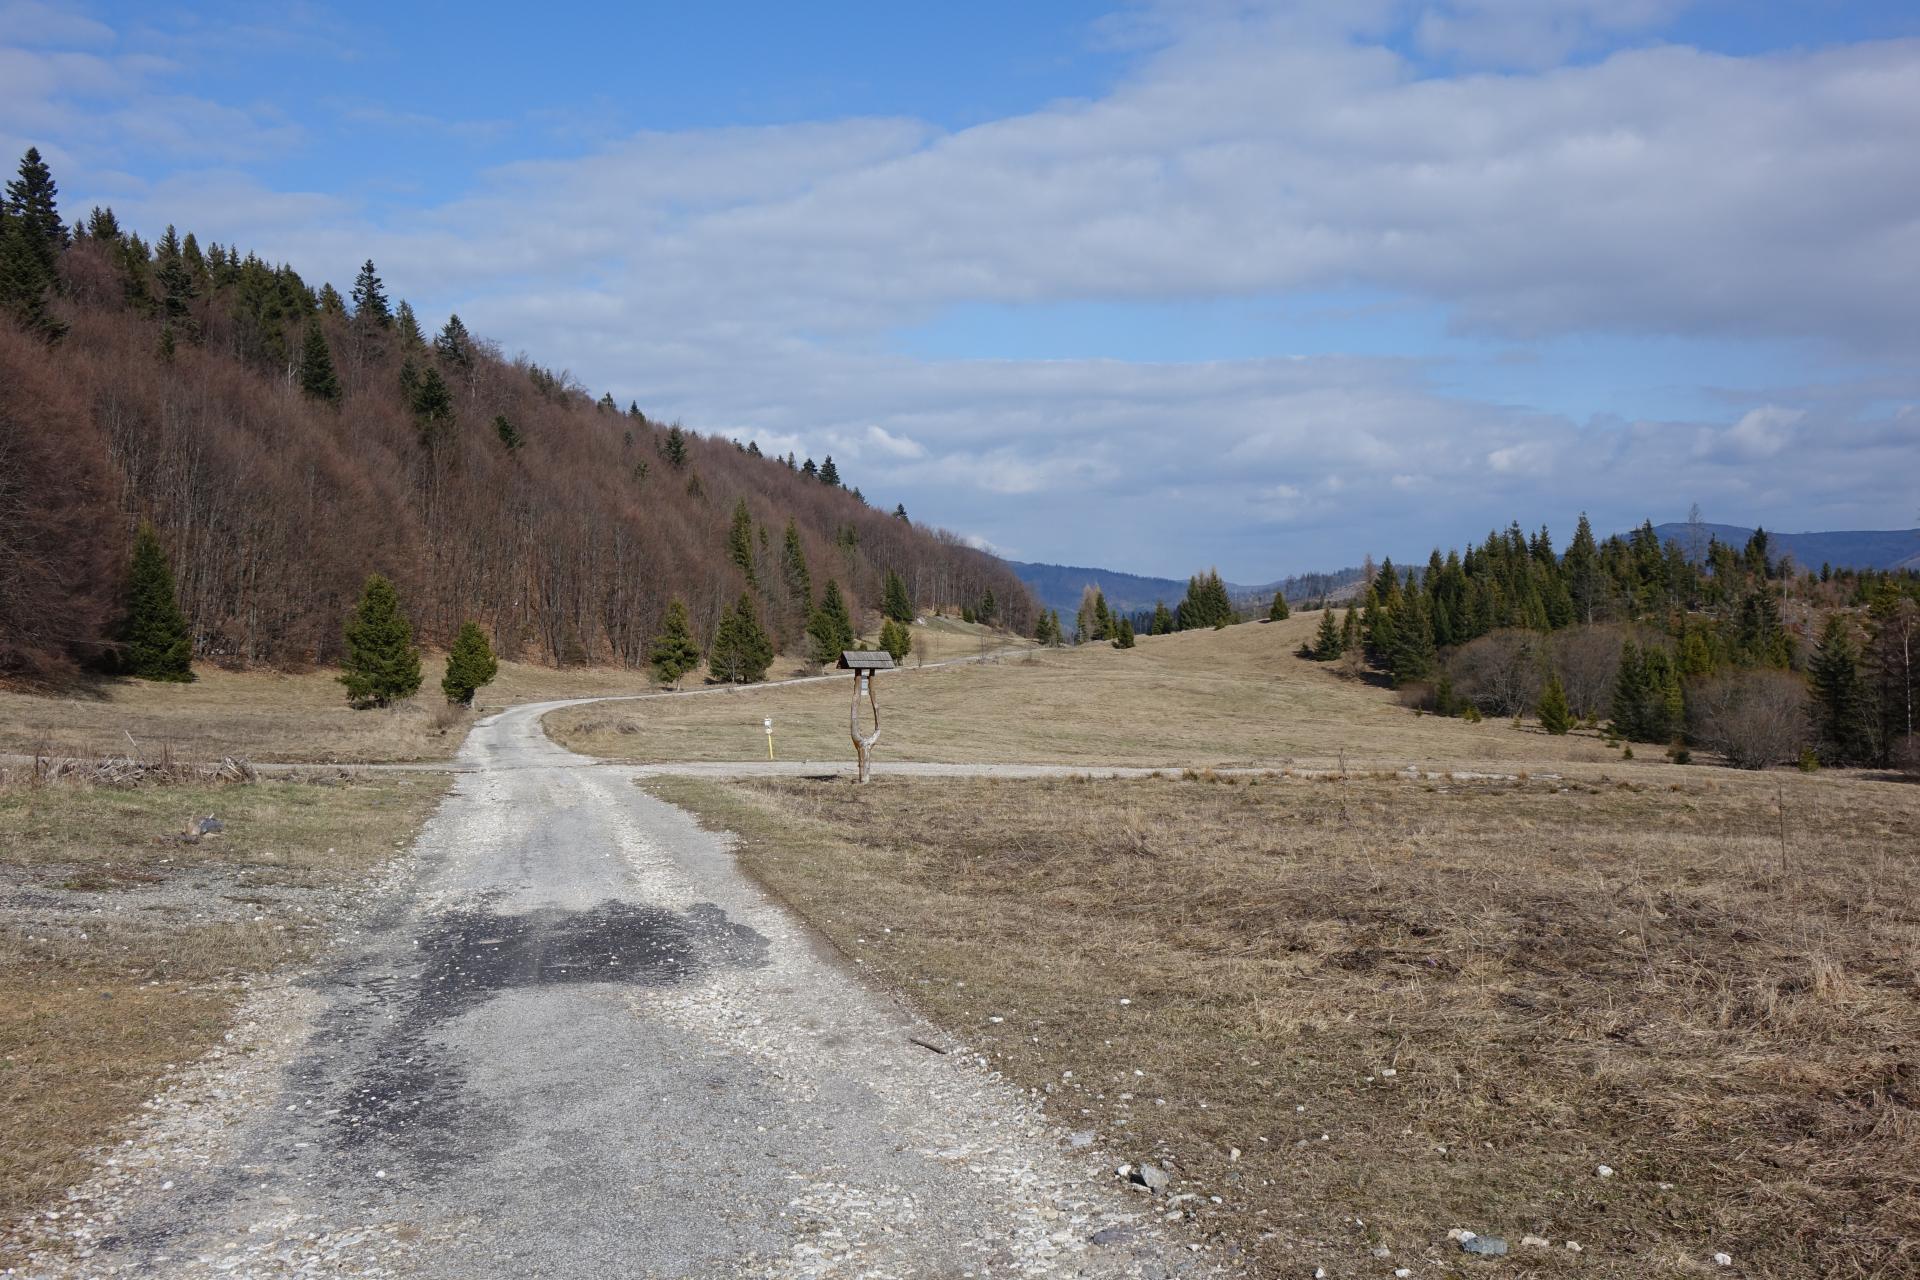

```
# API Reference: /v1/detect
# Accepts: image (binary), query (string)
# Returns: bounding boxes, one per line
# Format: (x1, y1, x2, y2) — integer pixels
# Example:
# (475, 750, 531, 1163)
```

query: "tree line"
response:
(0, 149, 1035, 684)
(1302, 515, 1919, 770)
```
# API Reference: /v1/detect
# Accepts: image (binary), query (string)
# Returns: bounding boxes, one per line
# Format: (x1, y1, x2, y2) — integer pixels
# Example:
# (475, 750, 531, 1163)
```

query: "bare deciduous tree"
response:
(1688, 670, 1810, 769)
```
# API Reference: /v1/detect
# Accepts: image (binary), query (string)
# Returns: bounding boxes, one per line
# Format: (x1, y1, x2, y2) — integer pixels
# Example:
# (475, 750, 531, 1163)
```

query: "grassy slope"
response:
(0, 774, 449, 1260)
(551, 611, 1642, 771)
(653, 768, 1920, 1279)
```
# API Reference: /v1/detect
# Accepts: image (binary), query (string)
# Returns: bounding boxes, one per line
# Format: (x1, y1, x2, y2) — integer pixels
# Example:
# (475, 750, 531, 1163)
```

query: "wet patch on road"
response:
(301, 898, 769, 1178)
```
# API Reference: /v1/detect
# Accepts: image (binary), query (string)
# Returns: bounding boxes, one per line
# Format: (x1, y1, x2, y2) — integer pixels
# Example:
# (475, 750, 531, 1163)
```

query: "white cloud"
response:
(4, 3, 1916, 576)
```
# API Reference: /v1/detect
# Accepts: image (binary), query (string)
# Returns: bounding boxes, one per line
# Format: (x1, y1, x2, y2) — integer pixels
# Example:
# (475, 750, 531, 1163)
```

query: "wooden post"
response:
(838, 651, 893, 783)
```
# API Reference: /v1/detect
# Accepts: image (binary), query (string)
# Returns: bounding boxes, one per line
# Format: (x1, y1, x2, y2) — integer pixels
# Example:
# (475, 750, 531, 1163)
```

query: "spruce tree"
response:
(4, 148, 64, 292)
(1312, 608, 1343, 660)
(0, 210, 65, 339)
(435, 313, 471, 367)
(1341, 605, 1359, 652)
(880, 618, 912, 662)
(710, 593, 773, 683)
(351, 259, 391, 326)
(1538, 674, 1573, 734)
(1151, 601, 1173, 635)
(1047, 609, 1064, 647)
(1612, 641, 1650, 741)
(318, 282, 346, 315)
(727, 499, 757, 584)
(122, 524, 194, 682)
(663, 426, 689, 469)
(299, 320, 341, 403)
(1111, 616, 1136, 649)
(818, 456, 841, 487)
(494, 414, 524, 450)
(154, 225, 197, 328)
(781, 520, 813, 609)
(340, 574, 421, 706)
(883, 570, 914, 623)
(1268, 590, 1289, 621)
(893, 503, 909, 522)
(807, 580, 856, 665)
(441, 621, 498, 705)
(1810, 613, 1874, 765)
(412, 365, 456, 446)
(649, 599, 702, 689)
(394, 299, 424, 347)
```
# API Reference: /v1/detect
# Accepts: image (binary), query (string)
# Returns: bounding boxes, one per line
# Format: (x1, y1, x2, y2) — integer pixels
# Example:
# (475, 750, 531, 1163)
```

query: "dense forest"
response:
(1304, 516, 1919, 770)
(0, 149, 1032, 682)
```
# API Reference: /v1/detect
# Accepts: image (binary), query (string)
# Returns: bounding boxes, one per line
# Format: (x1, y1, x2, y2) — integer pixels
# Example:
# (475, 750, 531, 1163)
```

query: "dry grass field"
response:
(0, 770, 449, 1261)
(552, 611, 1651, 772)
(0, 657, 661, 764)
(654, 767, 1920, 1279)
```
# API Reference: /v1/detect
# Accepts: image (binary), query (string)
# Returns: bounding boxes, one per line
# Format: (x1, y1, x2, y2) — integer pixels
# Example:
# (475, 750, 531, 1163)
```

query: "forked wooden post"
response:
(837, 650, 894, 783)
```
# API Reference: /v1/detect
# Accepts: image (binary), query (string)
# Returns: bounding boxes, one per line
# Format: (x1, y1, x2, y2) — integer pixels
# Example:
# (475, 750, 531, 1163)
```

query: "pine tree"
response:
(807, 581, 855, 665)
(4, 148, 65, 293)
(1111, 616, 1136, 649)
(801, 457, 818, 480)
(818, 456, 841, 486)
(727, 499, 757, 584)
(298, 320, 341, 403)
(394, 299, 424, 347)
(153, 225, 196, 326)
(1612, 641, 1650, 741)
(121, 524, 194, 682)
(441, 621, 498, 705)
(1538, 674, 1573, 734)
(1268, 590, 1289, 621)
(494, 414, 524, 450)
(1176, 570, 1234, 630)
(0, 208, 64, 339)
(318, 283, 346, 315)
(1312, 608, 1343, 660)
(883, 570, 913, 623)
(663, 426, 688, 469)
(340, 574, 421, 706)
(351, 259, 391, 326)
(1386, 593, 1436, 686)
(780, 520, 813, 609)
(1810, 613, 1875, 765)
(412, 365, 456, 446)
(709, 593, 773, 683)
(435, 313, 471, 367)
(649, 599, 702, 689)
(879, 618, 912, 662)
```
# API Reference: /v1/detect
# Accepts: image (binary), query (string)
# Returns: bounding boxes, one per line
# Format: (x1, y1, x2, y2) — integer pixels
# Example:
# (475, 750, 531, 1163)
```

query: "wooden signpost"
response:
(837, 650, 894, 783)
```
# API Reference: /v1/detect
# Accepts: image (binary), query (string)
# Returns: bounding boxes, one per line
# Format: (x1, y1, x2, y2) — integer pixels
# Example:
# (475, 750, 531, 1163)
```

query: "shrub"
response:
(1447, 629, 1543, 718)
(1689, 669, 1810, 769)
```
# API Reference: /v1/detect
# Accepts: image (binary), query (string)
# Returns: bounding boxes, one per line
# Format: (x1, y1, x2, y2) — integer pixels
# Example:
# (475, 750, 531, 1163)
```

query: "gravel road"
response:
(24, 698, 1227, 1279)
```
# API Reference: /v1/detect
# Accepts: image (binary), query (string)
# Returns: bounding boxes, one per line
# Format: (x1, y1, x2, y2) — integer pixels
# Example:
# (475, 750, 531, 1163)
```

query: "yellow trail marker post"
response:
(764, 717, 774, 760)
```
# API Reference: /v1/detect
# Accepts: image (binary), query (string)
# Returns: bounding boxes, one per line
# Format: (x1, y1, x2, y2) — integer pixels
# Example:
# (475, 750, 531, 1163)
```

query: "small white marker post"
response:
(764, 717, 774, 761)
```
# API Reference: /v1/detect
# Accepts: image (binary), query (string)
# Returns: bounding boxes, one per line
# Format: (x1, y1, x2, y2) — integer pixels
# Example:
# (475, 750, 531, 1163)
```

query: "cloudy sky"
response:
(7, 0, 1918, 579)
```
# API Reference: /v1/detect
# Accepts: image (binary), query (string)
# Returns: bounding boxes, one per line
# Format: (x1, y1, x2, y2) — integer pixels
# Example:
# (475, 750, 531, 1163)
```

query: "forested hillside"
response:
(0, 150, 1031, 681)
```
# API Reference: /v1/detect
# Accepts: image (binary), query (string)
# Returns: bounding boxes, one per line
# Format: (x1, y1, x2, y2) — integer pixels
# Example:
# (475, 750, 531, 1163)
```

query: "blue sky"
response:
(5, 0, 1918, 578)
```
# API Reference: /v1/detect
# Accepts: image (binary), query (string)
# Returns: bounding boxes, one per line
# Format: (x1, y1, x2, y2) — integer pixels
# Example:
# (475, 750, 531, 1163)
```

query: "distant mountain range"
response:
(1006, 561, 1365, 617)
(1649, 523, 1920, 573)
